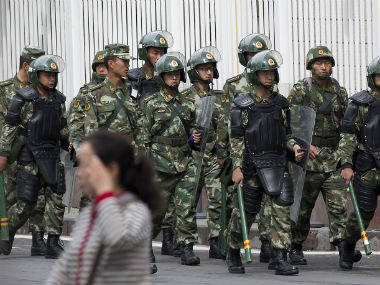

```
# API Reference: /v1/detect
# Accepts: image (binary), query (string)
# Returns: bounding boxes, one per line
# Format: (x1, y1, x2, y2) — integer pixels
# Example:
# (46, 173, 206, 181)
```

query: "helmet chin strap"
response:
(39, 82, 56, 92)
(166, 84, 179, 90)
(312, 68, 332, 80)
(201, 79, 213, 85)
(260, 82, 274, 90)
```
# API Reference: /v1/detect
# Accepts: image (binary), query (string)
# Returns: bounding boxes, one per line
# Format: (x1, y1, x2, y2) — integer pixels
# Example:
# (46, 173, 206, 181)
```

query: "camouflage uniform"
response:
(340, 90, 380, 244)
(288, 76, 348, 246)
(226, 91, 297, 251)
(142, 89, 198, 245)
(0, 47, 46, 233)
(182, 85, 228, 240)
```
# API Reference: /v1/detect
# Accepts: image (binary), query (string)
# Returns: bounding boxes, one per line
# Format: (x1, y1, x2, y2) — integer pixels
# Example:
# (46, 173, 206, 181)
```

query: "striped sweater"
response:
(45, 192, 152, 285)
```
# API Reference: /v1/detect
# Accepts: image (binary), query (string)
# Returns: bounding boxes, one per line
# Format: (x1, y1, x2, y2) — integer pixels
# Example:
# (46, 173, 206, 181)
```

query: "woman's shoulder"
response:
(119, 194, 151, 217)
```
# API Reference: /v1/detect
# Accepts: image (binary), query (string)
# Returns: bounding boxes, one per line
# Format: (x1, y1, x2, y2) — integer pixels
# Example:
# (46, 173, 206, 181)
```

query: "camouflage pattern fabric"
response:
(288, 77, 349, 245)
(226, 90, 295, 251)
(258, 194, 272, 239)
(142, 88, 199, 244)
(0, 76, 46, 232)
(340, 90, 380, 244)
(0, 90, 68, 235)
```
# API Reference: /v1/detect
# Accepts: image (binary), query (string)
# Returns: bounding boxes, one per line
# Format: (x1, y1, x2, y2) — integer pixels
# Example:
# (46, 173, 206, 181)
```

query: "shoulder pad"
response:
(180, 88, 192, 96)
(16, 86, 39, 101)
(143, 93, 158, 104)
(88, 83, 103, 92)
(226, 74, 243, 84)
(127, 68, 145, 81)
(349, 90, 374, 105)
(233, 93, 255, 108)
(293, 83, 303, 91)
(274, 93, 290, 108)
(54, 90, 66, 103)
(0, 80, 13, 87)
(212, 90, 224, 95)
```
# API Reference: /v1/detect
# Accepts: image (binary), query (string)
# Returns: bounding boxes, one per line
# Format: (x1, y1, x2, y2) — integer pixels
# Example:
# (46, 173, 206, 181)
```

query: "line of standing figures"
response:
(0, 30, 379, 278)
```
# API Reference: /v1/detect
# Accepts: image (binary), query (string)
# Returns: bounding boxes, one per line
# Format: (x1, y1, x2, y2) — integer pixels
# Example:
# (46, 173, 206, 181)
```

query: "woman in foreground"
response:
(46, 131, 161, 285)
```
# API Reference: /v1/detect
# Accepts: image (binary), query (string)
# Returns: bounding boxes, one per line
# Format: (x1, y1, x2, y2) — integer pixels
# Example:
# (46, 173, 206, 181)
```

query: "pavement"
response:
(0, 236, 379, 285)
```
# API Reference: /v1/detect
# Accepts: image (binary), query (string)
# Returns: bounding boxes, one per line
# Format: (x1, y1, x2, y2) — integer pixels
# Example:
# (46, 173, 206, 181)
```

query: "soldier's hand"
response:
(232, 167, 244, 188)
(0, 156, 8, 172)
(309, 144, 319, 160)
(193, 130, 202, 144)
(341, 168, 354, 187)
(293, 144, 305, 162)
(217, 158, 226, 168)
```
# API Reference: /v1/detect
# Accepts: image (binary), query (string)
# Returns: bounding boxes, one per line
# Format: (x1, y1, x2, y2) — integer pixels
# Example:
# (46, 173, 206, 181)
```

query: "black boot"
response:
(289, 243, 307, 265)
(161, 228, 174, 256)
(172, 242, 183, 257)
(259, 237, 271, 263)
(150, 264, 158, 274)
(226, 246, 245, 273)
(209, 237, 224, 259)
(45, 234, 64, 259)
(352, 250, 362, 263)
(273, 249, 299, 275)
(0, 231, 16, 255)
(338, 240, 355, 270)
(180, 243, 200, 265)
(31, 232, 47, 256)
(150, 243, 156, 263)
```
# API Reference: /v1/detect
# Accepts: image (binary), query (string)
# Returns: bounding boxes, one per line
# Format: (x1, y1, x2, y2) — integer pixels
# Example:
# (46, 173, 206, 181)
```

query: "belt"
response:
(152, 136, 187, 147)
(312, 136, 339, 148)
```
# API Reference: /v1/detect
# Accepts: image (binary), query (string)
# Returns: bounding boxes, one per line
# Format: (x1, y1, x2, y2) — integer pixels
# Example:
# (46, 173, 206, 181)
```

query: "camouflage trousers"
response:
(162, 159, 223, 240)
(226, 173, 292, 250)
(152, 164, 198, 245)
(291, 169, 347, 245)
(258, 195, 271, 241)
(344, 168, 380, 244)
(4, 162, 45, 233)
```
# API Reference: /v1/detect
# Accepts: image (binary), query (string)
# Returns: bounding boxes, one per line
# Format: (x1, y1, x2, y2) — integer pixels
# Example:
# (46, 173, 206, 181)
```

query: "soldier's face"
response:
(38, 71, 56, 89)
(312, 59, 332, 76)
(257, 70, 275, 86)
(196, 63, 214, 81)
(163, 70, 181, 86)
(147, 47, 165, 66)
(96, 64, 108, 77)
(244, 52, 256, 63)
(110, 58, 130, 77)
(373, 74, 380, 88)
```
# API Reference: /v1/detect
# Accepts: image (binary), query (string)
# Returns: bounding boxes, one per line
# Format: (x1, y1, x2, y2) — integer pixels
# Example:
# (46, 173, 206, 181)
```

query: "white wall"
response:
(1, 0, 379, 104)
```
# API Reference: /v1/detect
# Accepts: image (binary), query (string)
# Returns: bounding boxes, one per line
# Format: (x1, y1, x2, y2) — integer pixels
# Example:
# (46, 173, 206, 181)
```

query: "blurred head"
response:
(95, 64, 108, 77)
(77, 131, 162, 213)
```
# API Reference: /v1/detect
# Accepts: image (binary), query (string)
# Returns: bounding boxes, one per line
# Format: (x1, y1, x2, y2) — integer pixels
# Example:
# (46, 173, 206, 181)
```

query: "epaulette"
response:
(226, 74, 243, 84)
(340, 87, 347, 94)
(293, 82, 303, 91)
(88, 83, 103, 92)
(0, 80, 13, 87)
(212, 90, 224, 95)
(143, 93, 157, 104)
(180, 88, 192, 96)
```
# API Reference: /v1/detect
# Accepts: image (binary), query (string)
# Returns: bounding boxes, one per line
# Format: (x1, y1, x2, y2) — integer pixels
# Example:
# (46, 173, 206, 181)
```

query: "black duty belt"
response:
(312, 135, 340, 148)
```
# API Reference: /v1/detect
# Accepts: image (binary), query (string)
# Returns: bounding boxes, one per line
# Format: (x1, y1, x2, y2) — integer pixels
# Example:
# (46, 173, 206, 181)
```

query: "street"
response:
(0, 236, 379, 285)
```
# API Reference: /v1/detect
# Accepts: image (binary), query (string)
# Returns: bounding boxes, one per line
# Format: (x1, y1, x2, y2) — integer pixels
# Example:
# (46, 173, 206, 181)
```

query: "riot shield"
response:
(192, 95, 216, 207)
(288, 105, 316, 223)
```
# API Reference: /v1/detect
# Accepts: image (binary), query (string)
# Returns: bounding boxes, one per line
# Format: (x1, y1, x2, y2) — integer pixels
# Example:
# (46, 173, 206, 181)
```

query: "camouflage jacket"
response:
(0, 76, 27, 130)
(339, 90, 380, 168)
(142, 89, 197, 174)
(0, 88, 69, 157)
(68, 78, 105, 151)
(229, 91, 296, 170)
(288, 77, 348, 172)
(82, 77, 144, 149)
(181, 85, 228, 166)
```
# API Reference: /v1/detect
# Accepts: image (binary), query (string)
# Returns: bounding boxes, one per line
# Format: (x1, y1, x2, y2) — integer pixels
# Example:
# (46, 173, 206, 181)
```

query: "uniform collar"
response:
(252, 91, 274, 103)
(13, 75, 26, 89)
(105, 77, 128, 94)
(370, 89, 380, 100)
(311, 77, 334, 93)
(141, 66, 153, 80)
(161, 89, 182, 103)
(191, 84, 211, 97)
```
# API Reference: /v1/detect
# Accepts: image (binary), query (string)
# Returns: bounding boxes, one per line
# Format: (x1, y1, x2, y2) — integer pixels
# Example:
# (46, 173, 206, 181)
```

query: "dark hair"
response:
(104, 56, 116, 70)
(19, 55, 29, 70)
(84, 131, 163, 215)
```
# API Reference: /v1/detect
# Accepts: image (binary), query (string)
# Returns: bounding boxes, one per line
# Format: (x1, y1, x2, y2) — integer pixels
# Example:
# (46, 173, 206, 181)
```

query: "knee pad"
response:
(353, 176, 379, 212)
(16, 168, 40, 202)
(275, 175, 294, 206)
(243, 184, 263, 214)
